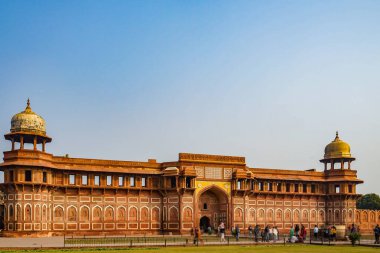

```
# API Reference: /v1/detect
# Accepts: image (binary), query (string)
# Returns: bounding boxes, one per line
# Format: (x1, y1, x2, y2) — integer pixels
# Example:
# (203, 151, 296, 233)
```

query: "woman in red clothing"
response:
(299, 224, 307, 242)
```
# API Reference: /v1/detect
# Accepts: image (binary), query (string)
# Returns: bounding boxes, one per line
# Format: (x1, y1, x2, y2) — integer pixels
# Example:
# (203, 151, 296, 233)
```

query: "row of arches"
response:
(355, 210, 380, 223)
(53, 205, 162, 222)
(8, 204, 368, 224)
(8, 204, 371, 224)
(4, 204, 190, 223)
(235, 208, 356, 223)
(4, 204, 164, 222)
(6, 203, 49, 222)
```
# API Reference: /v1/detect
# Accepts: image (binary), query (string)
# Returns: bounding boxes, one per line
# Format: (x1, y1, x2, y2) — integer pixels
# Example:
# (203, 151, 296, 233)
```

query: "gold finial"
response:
(334, 131, 340, 141)
(25, 98, 32, 113)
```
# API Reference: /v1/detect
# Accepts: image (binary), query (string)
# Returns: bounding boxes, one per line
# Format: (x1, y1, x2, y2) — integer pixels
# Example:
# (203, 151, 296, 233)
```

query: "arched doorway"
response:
(200, 216, 210, 232)
(197, 185, 229, 231)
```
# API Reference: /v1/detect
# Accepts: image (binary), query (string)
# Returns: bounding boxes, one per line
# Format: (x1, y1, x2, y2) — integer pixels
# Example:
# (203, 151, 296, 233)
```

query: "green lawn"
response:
(1, 245, 379, 253)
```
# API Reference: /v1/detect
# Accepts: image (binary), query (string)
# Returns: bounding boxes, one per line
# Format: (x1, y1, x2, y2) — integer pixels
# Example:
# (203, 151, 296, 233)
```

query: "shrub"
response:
(348, 232, 361, 246)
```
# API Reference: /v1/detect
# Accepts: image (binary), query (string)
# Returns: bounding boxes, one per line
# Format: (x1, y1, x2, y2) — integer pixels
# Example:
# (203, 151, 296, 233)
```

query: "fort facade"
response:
(0, 100, 379, 237)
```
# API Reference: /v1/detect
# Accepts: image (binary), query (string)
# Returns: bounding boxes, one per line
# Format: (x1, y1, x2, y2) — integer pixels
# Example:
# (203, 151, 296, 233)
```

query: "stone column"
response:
(20, 136, 24, 150)
(33, 136, 37, 151)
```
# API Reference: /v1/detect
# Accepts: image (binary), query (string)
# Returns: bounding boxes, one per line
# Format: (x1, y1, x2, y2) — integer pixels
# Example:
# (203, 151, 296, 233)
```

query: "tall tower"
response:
(1, 99, 53, 236)
(320, 132, 362, 226)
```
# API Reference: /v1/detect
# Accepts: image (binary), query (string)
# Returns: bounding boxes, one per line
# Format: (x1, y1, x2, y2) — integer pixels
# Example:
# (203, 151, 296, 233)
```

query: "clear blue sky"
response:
(1, 0, 379, 194)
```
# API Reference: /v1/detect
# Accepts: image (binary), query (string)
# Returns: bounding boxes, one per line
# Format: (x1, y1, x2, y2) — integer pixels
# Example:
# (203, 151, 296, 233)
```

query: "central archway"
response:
(197, 185, 229, 231)
(200, 216, 210, 232)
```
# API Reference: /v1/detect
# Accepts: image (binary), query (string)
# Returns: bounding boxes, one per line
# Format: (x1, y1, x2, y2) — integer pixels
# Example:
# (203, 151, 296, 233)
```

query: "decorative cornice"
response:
(179, 153, 245, 165)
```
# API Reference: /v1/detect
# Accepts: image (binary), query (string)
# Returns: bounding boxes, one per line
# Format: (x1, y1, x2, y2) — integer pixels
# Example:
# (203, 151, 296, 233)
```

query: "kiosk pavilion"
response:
(0, 100, 379, 237)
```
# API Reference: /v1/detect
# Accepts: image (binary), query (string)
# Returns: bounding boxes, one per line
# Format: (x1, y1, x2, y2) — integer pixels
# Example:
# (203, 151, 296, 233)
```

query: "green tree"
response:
(356, 193, 380, 210)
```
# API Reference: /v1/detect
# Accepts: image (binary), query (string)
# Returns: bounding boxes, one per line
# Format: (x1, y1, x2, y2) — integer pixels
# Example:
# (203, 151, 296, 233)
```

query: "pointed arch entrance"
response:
(197, 185, 229, 231)
(200, 216, 210, 231)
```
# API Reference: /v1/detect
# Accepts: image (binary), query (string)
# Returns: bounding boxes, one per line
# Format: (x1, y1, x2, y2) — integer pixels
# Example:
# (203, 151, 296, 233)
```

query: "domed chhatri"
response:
(324, 131, 352, 159)
(5, 99, 51, 152)
(320, 131, 355, 170)
(10, 98, 46, 135)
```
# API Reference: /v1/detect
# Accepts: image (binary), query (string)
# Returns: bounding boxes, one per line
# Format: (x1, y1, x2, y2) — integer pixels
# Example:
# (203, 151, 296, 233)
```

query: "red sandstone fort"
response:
(0, 100, 379, 237)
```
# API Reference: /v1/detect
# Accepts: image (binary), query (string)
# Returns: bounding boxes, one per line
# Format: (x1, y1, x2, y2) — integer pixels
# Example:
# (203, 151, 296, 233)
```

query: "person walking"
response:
(299, 224, 306, 242)
(264, 225, 270, 242)
(269, 226, 273, 241)
(374, 224, 380, 244)
(198, 227, 203, 245)
(273, 226, 279, 243)
(351, 223, 357, 233)
(313, 225, 319, 240)
(235, 224, 240, 241)
(193, 227, 199, 245)
(248, 225, 253, 239)
(268, 226, 273, 241)
(219, 222, 226, 242)
(295, 224, 300, 237)
(254, 225, 260, 242)
(323, 226, 329, 241)
(331, 226, 337, 241)
(289, 226, 294, 242)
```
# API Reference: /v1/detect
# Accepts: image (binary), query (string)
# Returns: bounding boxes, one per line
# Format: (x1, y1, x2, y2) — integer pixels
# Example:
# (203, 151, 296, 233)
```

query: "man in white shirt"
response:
(219, 222, 226, 242)
(313, 225, 319, 240)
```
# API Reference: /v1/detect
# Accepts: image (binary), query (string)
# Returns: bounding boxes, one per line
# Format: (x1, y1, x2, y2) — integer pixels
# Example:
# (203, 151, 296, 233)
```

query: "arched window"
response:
(276, 209, 282, 221)
(80, 206, 90, 221)
(152, 207, 160, 222)
(105, 207, 114, 221)
(9, 205, 14, 221)
(129, 207, 138, 221)
(183, 207, 193, 221)
(35, 205, 41, 221)
(117, 207, 125, 221)
(67, 206, 77, 221)
(42, 205, 47, 221)
(93, 206, 102, 221)
(169, 207, 178, 221)
(54, 206, 64, 221)
(16, 205, 22, 221)
(234, 208, 243, 222)
(141, 207, 149, 221)
(25, 205, 32, 222)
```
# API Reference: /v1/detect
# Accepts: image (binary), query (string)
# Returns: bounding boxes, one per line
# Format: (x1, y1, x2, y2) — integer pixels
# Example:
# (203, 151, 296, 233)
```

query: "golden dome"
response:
(10, 99, 46, 135)
(324, 132, 351, 159)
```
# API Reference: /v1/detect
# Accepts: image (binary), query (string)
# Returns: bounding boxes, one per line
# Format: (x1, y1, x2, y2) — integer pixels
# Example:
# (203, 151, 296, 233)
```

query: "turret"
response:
(4, 99, 52, 152)
(320, 131, 355, 171)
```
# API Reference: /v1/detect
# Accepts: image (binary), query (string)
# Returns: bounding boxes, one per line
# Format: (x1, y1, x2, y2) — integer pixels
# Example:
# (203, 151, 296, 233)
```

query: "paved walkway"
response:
(0, 236, 64, 248)
(0, 236, 379, 249)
